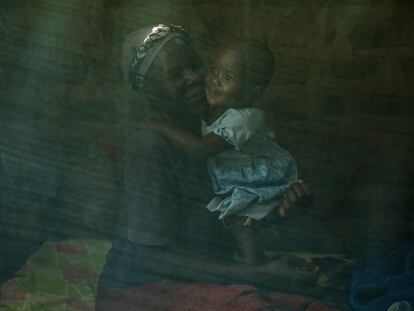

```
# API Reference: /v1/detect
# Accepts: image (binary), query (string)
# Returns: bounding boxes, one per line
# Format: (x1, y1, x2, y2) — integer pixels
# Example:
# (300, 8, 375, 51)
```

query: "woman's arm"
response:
(138, 119, 230, 157)
(96, 241, 319, 311)
(277, 180, 313, 218)
(123, 241, 319, 291)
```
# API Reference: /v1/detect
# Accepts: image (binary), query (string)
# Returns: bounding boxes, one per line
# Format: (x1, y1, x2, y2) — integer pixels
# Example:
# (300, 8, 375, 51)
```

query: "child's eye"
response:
(211, 66, 218, 74)
(224, 74, 233, 81)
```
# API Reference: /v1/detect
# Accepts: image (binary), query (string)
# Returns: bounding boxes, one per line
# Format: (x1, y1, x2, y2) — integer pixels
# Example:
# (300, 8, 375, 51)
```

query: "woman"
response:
(95, 24, 314, 311)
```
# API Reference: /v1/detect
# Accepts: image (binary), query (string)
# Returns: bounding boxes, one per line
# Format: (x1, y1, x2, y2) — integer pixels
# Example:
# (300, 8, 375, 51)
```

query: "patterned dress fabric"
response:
(202, 108, 298, 220)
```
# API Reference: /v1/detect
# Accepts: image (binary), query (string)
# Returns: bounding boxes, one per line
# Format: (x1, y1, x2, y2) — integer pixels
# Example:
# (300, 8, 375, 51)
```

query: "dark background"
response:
(1, 0, 413, 280)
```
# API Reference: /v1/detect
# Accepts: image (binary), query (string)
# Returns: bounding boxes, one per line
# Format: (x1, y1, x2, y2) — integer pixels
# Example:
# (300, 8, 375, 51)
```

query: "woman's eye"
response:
(211, 66, 218, 74)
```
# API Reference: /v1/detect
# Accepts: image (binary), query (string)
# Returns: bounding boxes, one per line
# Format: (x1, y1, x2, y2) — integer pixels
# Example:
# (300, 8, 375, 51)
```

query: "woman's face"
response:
(145, 39, 207, 118)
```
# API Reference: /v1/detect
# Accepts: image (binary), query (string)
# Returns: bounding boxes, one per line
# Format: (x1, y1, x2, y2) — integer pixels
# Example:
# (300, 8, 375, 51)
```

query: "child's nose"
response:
(214, 77, 221, 87)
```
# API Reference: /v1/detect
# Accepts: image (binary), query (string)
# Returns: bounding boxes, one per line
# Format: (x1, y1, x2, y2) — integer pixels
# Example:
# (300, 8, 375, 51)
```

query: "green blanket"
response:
(0, 240, 111, 311)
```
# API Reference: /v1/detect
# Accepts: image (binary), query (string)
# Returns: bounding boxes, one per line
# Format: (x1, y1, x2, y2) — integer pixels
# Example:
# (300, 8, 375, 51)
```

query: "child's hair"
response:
(226, 40, 275, 91)
(217, 40, 275, 109)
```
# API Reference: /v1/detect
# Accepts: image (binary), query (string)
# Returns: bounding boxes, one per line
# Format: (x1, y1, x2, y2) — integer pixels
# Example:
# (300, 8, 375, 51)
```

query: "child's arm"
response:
(138, 119, 230, 158)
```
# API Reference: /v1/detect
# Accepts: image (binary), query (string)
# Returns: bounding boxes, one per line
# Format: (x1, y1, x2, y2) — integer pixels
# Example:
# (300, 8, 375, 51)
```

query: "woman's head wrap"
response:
(120, 24, 192, 87)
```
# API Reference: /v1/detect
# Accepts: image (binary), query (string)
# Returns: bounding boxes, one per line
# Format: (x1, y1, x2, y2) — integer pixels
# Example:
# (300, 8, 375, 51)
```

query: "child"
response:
(139, 40, 298, 265)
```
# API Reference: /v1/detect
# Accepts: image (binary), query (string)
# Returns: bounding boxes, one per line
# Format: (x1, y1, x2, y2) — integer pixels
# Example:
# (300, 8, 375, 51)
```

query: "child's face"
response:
(205, 48, 252, 107)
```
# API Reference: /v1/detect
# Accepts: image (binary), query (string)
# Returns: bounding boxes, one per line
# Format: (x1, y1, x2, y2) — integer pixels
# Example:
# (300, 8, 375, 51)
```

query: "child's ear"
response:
(250, 85, 265, 101)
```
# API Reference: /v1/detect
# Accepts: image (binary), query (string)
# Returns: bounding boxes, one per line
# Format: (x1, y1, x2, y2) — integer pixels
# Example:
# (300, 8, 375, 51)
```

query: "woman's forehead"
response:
(147, 39, 199, 77)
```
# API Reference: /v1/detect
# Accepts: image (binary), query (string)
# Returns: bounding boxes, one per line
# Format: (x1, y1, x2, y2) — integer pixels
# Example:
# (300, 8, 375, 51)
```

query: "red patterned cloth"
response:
(119, 280, 348, 311)
(0, 278, 28, 302)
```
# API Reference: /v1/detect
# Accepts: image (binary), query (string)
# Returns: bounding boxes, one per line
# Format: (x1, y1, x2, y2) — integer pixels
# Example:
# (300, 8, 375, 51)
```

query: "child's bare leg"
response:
(228, 217, 265, 266)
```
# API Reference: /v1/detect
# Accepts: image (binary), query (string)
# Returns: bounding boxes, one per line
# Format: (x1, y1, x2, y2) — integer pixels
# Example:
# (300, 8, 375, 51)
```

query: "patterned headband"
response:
(128, 24, 192, 87)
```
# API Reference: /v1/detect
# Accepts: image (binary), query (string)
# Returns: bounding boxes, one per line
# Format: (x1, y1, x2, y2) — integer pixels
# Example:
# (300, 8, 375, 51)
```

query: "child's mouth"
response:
(205, 88, 221, 103)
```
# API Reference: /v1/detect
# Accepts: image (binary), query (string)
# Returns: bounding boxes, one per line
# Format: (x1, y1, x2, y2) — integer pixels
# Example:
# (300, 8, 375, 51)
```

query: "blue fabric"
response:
(202, 108, 272, 153)
(350, 245, 414, 311)
(202, 108, 298, 220)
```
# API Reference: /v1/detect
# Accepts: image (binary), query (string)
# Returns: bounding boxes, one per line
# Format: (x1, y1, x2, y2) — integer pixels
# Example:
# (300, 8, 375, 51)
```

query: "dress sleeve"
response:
(212, 108, 265, 151)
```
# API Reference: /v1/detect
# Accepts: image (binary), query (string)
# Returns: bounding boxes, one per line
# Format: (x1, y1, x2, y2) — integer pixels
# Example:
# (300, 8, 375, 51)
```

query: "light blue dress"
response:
(201, 108, 298, 221)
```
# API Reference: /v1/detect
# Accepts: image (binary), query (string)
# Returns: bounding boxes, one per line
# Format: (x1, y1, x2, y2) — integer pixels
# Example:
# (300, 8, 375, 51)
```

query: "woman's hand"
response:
(276, 180, 313, 219)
